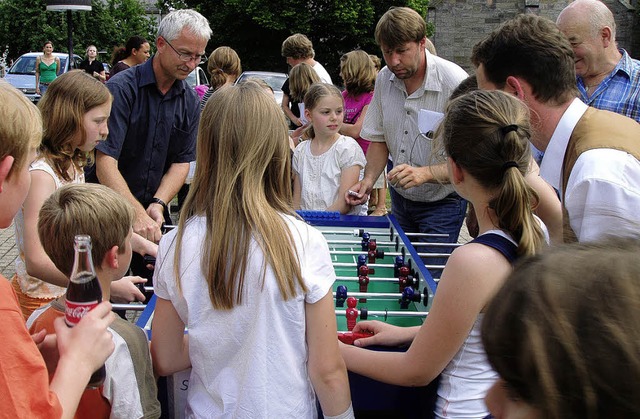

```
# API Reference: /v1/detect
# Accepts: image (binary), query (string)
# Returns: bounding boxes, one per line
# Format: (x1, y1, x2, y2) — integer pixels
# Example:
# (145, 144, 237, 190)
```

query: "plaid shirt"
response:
(578, 49, 640, 122)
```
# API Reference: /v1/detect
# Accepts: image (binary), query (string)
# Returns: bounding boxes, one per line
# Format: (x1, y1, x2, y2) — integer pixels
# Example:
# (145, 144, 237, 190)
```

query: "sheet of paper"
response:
(418, 109, 444, 137)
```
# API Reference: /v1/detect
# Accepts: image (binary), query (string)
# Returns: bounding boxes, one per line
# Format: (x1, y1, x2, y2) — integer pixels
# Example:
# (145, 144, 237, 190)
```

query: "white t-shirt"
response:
(292, 135, 367, 215)
(312, 61, 332, 84)
(153, 214, 335, 418)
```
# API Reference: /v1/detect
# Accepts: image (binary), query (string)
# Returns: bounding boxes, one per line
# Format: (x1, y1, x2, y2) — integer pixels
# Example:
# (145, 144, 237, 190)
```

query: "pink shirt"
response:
(343, 90, 374, 155)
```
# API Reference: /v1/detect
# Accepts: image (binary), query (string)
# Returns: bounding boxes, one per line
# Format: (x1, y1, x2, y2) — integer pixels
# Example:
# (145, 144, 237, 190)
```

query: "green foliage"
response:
(0, 0, 155, 63)
(187, 0, 431, 81)
(155, 0, 188, 15)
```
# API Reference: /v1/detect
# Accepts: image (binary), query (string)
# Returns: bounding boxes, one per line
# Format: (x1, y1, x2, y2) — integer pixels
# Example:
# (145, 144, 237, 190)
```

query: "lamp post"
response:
(46, 0, 92, 70)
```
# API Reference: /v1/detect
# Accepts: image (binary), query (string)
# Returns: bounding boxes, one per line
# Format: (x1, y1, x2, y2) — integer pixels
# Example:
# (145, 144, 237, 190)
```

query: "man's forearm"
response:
(427, 163, 450, 184)
(95, 151, 146, 212)
(363, 142, 389, 184)
(154, 162, 190, 204)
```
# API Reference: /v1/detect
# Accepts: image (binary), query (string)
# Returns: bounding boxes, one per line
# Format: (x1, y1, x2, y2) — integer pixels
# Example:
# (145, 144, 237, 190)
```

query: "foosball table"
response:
(136, 212, 457, 418)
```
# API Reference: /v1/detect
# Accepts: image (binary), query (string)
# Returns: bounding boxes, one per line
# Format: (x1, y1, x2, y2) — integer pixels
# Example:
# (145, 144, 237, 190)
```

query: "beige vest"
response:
(560, 107, 640, 242)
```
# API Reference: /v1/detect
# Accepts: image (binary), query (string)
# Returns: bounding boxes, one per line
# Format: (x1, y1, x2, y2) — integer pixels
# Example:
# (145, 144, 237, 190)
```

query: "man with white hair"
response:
(91, 9, 212, 244)
(556, 0, 640, 121)
(88, 9, 212, 282)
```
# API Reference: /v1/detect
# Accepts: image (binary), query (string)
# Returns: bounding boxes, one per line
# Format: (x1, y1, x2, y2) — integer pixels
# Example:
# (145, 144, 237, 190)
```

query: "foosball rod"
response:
(335, 309, 428, 318)
(336, 276, 413, 283)
(326, 239, 461, 248)
(320, 228, 448, 240)
(329, 249, 453, 258)
(112, 303, 148, 311)
(333, 291, 428, 300)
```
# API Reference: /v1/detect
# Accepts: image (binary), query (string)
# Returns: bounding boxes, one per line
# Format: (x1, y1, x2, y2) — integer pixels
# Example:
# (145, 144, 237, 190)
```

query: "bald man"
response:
(556, 0, 640, 122)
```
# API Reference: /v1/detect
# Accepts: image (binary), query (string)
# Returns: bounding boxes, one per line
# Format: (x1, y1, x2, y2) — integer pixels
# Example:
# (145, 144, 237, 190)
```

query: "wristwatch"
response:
(150, 197, 168, 210)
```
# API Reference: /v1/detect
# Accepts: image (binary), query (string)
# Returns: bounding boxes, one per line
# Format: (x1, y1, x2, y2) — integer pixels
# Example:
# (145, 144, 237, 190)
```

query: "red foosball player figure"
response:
(398, 265, 410, 292)
(346, 296, 358, 331)
(358, 273, 369, 303)
(337, 331, 374, 345)
(367, 240, 385, 264)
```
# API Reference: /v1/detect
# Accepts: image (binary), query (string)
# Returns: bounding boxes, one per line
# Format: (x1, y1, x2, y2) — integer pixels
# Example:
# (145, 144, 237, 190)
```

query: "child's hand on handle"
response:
(111, 276, 147, 303)
(351, 320, 411, 348)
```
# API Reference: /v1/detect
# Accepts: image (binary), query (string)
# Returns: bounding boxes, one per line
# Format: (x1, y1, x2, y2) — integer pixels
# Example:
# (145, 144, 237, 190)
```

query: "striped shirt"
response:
(578, 49, 640, 122)
(361, 50, 467, 202)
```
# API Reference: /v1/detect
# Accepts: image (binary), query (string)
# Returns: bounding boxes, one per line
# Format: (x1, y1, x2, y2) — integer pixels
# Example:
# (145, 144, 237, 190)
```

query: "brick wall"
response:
(427, 0, 639, 72)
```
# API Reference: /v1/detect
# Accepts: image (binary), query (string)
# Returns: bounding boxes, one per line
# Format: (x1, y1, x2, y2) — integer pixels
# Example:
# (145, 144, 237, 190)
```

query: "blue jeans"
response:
(390, 187, 467, 279)
(39, 83, 49, 95)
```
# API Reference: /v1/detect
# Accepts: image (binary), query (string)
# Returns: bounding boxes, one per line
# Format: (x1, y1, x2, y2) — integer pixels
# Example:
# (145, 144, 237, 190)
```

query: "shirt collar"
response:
(540, 98, 588, 190)
(615, 49, 634, 79)
(139, 56, 157, 88)
(423, 50, 442, 94)
(577, 48, 632, 89)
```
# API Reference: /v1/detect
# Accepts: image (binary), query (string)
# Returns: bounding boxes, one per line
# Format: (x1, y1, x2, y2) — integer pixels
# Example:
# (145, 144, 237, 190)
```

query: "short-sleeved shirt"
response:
(79, 59, 104, 76)
(343, 90, 374, 154)
(0, 276, 63, 418)
(109, 61, 130, 78)
(577, 49, 640, 122)
(312, 61, 332, 84)
(361, 50, 467, 203)
(27, 300, 161, 419)
(292, 135, 367, 215)
(90, 57, 199, 205)
(153, 214, 335, 417)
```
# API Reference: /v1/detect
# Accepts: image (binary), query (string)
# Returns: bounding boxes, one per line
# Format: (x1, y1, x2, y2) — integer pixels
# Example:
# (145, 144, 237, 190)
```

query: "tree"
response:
(184, 0, 431, 81)
(0, 0, 155, 62)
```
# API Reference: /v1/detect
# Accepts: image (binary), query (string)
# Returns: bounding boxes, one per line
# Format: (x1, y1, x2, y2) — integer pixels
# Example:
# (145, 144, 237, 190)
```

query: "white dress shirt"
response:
(541, 98, 640, 241)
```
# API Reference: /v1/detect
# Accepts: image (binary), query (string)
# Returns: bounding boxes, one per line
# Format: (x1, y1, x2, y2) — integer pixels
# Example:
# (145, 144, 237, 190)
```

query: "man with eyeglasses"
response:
(88, 9, 212, 283)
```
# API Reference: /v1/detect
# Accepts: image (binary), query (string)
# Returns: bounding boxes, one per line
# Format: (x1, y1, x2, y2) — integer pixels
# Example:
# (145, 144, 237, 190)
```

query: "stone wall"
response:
(427, 0, 639, 72)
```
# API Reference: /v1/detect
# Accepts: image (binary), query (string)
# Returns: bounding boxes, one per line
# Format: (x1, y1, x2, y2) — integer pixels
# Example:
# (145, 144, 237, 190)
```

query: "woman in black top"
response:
(79, 45, 106, 82)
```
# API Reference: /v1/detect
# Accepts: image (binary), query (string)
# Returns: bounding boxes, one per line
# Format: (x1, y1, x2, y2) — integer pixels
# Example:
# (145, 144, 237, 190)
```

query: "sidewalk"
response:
(0, 222, 17, 279)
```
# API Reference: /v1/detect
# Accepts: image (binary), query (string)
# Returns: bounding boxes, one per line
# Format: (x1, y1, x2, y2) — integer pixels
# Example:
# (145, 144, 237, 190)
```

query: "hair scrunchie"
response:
(501, 124, 518, 135)
(502, 161, 519, 172)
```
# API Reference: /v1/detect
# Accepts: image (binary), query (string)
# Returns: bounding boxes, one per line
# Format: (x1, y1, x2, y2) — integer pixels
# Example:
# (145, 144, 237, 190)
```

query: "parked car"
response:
(186, 66, 209, 99)
(235, 71, 288, 105)
(5, 52, 82, 103)
(103, 62, 111, 81)
(186, 66, 209, 89)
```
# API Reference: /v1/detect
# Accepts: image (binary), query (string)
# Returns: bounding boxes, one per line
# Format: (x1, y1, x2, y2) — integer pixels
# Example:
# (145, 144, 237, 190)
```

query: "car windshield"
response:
(186, 70, 197, 87)
(9, 55, 68, 75)
(239, 73, 287, 92)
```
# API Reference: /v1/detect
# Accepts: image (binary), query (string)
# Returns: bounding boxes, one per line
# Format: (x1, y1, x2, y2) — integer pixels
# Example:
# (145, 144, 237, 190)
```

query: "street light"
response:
(46, 0, 92, 69)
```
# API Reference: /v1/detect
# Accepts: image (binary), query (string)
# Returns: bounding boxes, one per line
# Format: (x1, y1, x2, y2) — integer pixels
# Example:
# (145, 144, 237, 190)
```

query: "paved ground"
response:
(0, 218, 471, 281)
(0, 222, 18, 279)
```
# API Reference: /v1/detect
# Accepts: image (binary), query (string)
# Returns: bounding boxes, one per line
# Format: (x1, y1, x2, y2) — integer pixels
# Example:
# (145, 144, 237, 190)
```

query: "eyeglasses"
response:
(163, 37, 207, 64)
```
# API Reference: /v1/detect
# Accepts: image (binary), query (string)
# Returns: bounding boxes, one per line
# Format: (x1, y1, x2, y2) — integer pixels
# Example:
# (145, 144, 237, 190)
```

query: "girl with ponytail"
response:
(341, 89, 547, 418)
(200, 46, 241, 110)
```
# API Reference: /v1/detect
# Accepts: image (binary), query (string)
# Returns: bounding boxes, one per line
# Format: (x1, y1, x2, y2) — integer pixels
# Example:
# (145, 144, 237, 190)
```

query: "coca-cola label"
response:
(65, 300, 99, 327)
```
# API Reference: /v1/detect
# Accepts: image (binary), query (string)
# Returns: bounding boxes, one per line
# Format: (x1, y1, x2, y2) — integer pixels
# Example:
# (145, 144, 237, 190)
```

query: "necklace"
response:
(585, 83, 599, 93)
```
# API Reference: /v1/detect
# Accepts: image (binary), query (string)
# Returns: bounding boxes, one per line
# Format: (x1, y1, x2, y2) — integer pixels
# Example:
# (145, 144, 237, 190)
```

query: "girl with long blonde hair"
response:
(151, 81, 354, 418)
